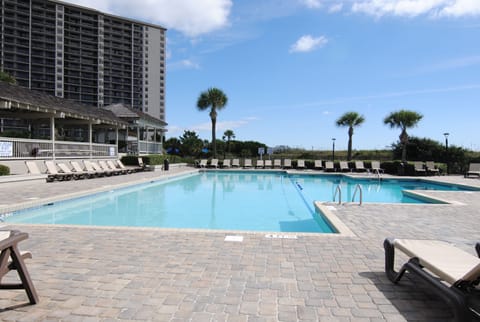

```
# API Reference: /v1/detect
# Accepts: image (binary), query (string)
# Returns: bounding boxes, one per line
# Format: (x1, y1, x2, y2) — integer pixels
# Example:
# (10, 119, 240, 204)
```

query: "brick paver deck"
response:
(0, 168, 479, 321)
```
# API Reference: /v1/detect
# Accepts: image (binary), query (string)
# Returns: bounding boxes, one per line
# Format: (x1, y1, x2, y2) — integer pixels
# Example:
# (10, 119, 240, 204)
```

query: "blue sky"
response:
(65, 0, 480, 151)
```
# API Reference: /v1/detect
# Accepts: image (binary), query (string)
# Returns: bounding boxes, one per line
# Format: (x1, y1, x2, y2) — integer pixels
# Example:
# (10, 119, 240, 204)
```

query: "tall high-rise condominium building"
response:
(0, 0, 167, 122)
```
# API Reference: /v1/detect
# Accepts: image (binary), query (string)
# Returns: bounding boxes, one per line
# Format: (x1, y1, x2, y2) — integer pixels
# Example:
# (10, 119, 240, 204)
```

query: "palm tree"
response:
(384, 110, 423, 163)
(335, 112, 365, 161)
(0, 71, 16, 84)
(196, 87, 228, 158)
(222, 129, 235, 156)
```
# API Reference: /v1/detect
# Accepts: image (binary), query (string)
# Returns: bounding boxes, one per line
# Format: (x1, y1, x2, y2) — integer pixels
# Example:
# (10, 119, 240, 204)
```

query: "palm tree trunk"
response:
(400, 129, 408, 163)
(347, 127, 353, 161)
(211, 117, 217, 158)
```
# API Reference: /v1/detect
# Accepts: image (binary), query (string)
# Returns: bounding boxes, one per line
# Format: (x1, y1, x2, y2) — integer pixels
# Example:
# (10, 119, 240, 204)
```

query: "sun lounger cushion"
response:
(393, 239, 480, 285)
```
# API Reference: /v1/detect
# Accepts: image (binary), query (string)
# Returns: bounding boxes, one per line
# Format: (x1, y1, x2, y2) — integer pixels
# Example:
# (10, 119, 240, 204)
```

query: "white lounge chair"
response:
(244, 159, 252, 168)
(99, 160, 122, 175)
(84, 160, 108, 177)
(264, 160, 272, 169)
(414, 161, 426, 175)
(339, 161, 350, 172)
(25, 161, 55, 182)
(107, 160, 129, 174)
(384, 238, 480, 321)
(371, 161, 384, 174)
(314, 160, 323, 170)
(210, 159, 219, 168)
(222, 159, 231, 168)
(57, 162, 85, 180)
(355, 161, 367, 172)
(198, 159, 208, 168)
(466, 163, 480, 178)
(283, 159, 292, 169)
(255, 159, 264, 169)
(70, 161, 97, 178)
(296, 160, 305, 169)
(232, 159, 240, 168)
(116, 159, 142, 173)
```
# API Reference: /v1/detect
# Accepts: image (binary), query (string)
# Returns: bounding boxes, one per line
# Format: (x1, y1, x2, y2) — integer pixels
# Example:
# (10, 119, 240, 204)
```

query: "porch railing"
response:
(0, 137, 117, 160)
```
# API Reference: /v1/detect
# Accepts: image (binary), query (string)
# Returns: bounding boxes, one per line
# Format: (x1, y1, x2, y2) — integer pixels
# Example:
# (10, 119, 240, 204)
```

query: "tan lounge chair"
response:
(57, 162, 85, 180)
(273, 159, 282, 168)
(264, 160, 272, 168)
(84, 160, 107, 176)
(324, 161, 335, 172)
(210, 159, 219, 168)
(25, 161, 55, 182)
(137, 157, 151, 171)
(243, 159, 252, 168)
(384, 238, 480, 321)
(466, 163, 480, 178)
(44, 160, 73, 181)
(339, 161, 350, 172)
(0, 230, 39, 304)
(314, 160, 323, 170)
(107, 160, 129, 174)
(414, 161, 426, 175)
(255, 159, 264, 169)
(198, 159, 208, 168)
(70, 161, 97, 178)
(283, 159, 292, 169)
(232, 159, 240, 168)
(116, 159, 142, 173)
(425, 161, 439, 175)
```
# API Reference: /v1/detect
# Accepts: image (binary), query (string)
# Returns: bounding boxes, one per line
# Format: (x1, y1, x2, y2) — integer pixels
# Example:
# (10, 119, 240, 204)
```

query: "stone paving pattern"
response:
(0, 168, 479, 321)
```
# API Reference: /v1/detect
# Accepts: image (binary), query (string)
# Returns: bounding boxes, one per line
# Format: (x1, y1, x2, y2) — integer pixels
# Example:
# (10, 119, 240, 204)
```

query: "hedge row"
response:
(0, 164, 10, 176)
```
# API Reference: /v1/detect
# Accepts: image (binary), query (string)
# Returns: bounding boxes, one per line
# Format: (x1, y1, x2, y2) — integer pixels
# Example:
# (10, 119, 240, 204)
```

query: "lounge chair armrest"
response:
(0, 231, 28, 250)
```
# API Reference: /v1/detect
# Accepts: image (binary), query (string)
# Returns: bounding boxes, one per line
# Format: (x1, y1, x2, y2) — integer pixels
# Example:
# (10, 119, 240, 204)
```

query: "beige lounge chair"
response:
(44, 160, 72, 181)
(355, 161, 367, 172)
(425, 161, 439, 175)
(339, 161, 350, 172)
(232, 159, 240, 167)
(414, 161, 426, 175)
(273, 159, 282, 168)
(84, 160, 107, 176)
(283, 159, 292, 169)
(324, 161, 335, 172)
(116, 159, 142, 173)
(466, 163, 480, 178)
(255, 159, 264, 169)
(384, 238, 480, 321)
(25, 161, 54, 182)
(70, 161, 97, 178)
(222, 159, 231, 168)
(97, 160, 120, 175)
(371, 161, 384, 174)
(296, 160, 305, 169)
(198, 159, 208, 168)
(137, 157, 151, 171)
(107, 160, 129, 174)
(264, 160, 272, 168)
(314, 160, 323, 170)
(0, 230, 39, 304)
(243, 159, 252, 168)
(210, 159, 219, 168)
(57, 162, 85, 180)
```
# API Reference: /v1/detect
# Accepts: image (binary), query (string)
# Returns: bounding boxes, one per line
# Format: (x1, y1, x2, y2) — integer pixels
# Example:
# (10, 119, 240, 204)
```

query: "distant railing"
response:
(0, 137, 117, 160)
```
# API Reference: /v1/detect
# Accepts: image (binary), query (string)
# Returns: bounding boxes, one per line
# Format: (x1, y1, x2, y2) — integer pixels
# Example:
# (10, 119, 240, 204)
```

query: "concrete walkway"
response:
(0, 168, 479, 321)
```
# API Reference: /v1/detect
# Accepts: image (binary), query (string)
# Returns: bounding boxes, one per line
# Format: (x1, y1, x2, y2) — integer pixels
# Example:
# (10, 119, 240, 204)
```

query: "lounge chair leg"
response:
(476, 243, 480, 258)
(384, 238, 403, 283)
(9, 244, 39, 304)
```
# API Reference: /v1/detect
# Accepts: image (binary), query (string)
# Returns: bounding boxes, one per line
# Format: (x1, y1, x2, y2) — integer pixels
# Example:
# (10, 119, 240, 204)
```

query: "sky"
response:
(64, 0, 480, 151)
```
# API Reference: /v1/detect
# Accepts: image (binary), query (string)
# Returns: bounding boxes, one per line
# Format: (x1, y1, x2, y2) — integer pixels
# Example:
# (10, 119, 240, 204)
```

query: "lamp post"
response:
(332, 138, 336, 162)
(443, 132, 449, 175)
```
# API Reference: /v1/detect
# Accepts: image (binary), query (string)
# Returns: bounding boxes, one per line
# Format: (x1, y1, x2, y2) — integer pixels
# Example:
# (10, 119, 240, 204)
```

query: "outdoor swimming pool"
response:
(3, 171, 476, 233)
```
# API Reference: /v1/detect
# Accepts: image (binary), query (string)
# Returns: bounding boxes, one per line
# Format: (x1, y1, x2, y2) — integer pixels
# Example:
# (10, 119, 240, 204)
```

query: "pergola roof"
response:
(0, 81, 127, 127)
(103, 103, 168, 130)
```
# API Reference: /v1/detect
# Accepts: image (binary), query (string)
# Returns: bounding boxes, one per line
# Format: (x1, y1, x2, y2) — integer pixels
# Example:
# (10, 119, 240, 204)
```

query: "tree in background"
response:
(222, 129, 235, 156)
(196, 87, 228, 158)
(335, 112, 365, 161)
(179, 130, 203, 157)
(384, 110, 423, 163)
(0, 71, 16, 84)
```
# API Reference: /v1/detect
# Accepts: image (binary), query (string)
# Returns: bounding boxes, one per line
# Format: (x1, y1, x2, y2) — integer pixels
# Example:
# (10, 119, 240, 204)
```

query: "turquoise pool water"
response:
(3, 172, 475, 233)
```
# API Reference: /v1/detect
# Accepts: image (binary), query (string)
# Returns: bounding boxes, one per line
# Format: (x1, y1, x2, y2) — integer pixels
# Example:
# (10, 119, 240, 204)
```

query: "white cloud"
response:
(62, 0, 232, 37)
(289, 35, 328, 53)
(328, 3, 344, 13)
(168, 59, 201, 71)
(191, 117, 258, 133)
(300, 0, 323, 9)
(351, 0, 480, 18)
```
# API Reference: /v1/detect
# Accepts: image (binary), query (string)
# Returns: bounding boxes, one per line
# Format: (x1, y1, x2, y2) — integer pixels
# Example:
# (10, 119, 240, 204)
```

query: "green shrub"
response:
(0, 164, 10, 176)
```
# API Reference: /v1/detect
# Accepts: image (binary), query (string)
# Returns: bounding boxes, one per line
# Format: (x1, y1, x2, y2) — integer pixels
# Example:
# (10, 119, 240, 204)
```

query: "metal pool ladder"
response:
(352, 184, 363, 205)
(333, 184, 342, 205)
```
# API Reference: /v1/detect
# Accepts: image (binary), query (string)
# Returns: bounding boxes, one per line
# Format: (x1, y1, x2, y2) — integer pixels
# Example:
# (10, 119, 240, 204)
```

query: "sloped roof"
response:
(0, 81, 126, 127)
(103, 103, 168, 129)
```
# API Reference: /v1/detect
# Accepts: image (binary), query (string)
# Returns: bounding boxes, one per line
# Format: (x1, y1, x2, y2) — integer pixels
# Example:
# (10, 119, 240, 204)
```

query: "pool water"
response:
(3, 172, 475, 233)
